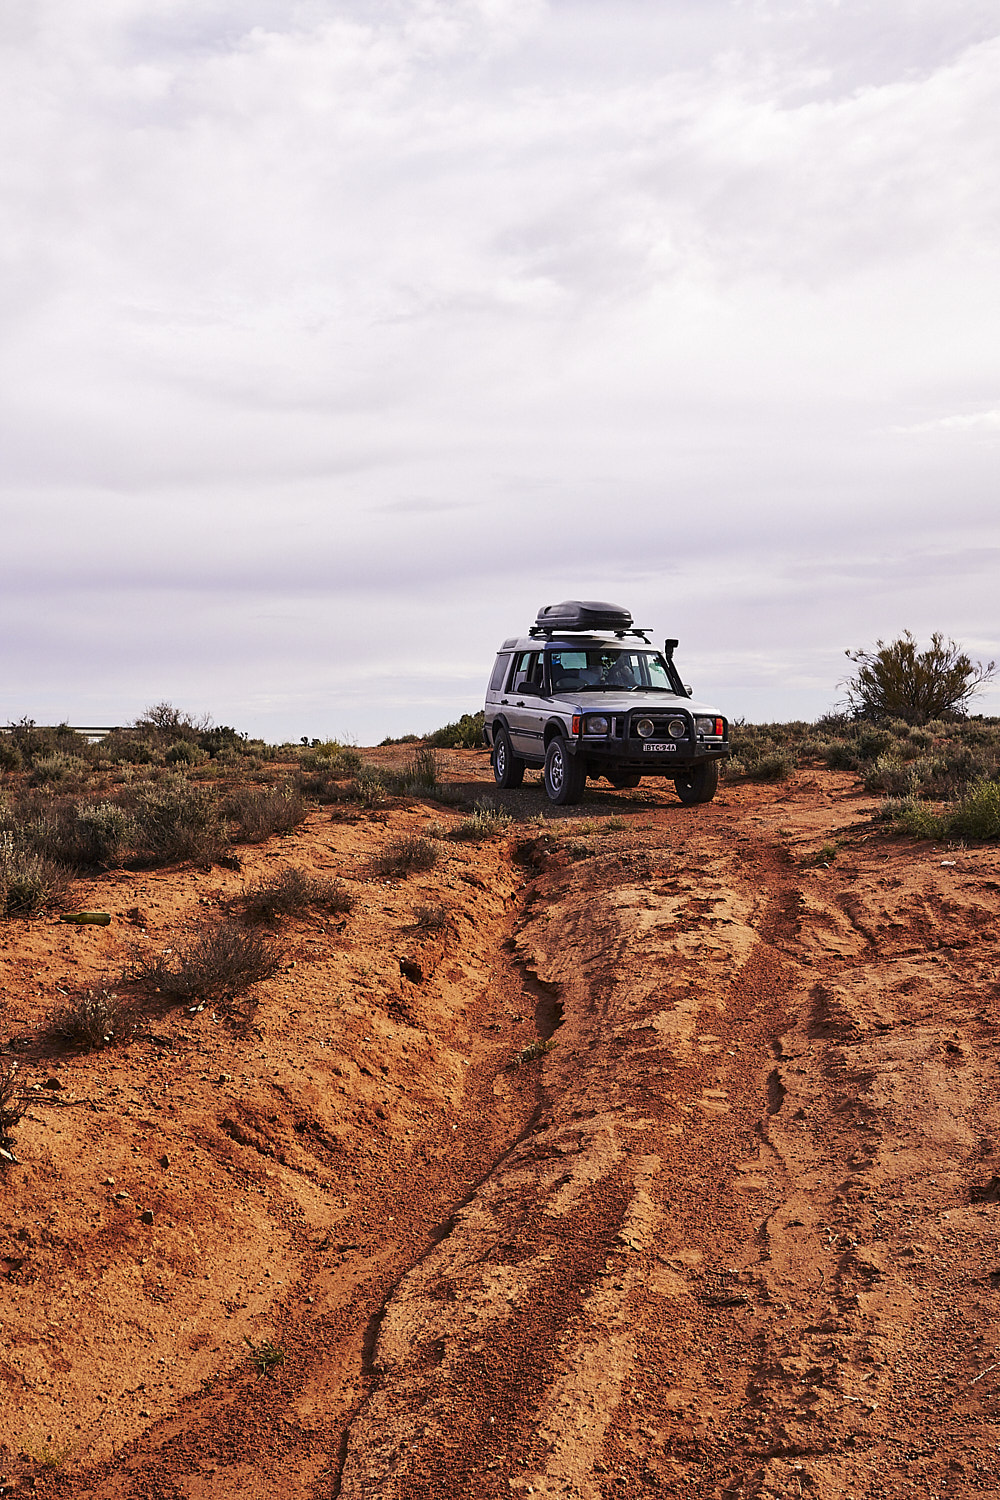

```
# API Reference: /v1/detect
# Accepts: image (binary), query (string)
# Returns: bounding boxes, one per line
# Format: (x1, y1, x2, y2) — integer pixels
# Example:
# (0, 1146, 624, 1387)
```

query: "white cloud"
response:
(2, 0, 1000, 738)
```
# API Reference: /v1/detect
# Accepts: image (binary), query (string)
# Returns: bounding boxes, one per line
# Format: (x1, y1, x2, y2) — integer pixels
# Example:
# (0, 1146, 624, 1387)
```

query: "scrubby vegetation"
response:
(843, 632, 995, 725)
(127, 921, 283, 1004)
(371, 835, 439, 878)
(239, 866, 354, 925)
(44, 987, 139, 1050)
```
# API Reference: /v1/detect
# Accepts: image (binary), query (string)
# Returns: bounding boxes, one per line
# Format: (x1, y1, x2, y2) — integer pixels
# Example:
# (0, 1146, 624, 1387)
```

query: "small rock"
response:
(217, 1073, 233, 1084)
(159, 1154, 169, 1169)
(141, 1210, 154, 1225)
(43, 1077, 63, 1091)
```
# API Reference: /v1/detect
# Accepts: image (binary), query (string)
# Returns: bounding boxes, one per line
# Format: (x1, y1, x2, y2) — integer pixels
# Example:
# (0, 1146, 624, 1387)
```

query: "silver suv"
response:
(483, 600, 730, 805)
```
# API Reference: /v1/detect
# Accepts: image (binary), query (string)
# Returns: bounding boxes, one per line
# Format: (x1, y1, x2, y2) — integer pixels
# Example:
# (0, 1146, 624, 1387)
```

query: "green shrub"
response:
(843, 631, 996, 725)
(450, 799, 513, 841)
(98, 732, 159, 765)
(0, 740, 23, 772)
(165, 740, 208, 767)
(371, 835, 439, 878)
(397, 747, 438, 792)
(299, 743, 363, 779)
(948, 779, 1000, 840)
(129, 777, 225, 864)
(863, 754, 917, 797)
(351, 767, 389, 807)
(74, 802, 140, 867)
(240, 866, 354, 924)
(425, 712, 484, 749)
(28, 753, 90, 787)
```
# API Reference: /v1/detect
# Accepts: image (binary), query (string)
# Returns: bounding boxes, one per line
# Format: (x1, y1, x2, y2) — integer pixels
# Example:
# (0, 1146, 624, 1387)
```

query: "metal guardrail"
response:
(1, 725, 118, 742)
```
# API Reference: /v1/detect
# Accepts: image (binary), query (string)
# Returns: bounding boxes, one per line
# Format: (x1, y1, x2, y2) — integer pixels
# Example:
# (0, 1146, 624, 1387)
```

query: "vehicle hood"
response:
(550, 691, 724, 717)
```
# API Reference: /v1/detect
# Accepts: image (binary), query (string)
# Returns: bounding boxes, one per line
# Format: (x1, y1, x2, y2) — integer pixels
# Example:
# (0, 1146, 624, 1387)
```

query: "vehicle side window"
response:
(512, 650, 538, 687)
(489, 654, 511, 693)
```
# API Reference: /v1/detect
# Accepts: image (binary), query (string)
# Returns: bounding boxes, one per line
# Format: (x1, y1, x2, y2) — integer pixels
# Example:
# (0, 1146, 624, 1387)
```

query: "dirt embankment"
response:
(3, 751, 1000, 1499)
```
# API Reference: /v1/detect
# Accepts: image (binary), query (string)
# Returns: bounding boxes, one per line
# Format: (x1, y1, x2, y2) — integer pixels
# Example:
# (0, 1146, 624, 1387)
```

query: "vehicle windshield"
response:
(546, 648, 680, 694)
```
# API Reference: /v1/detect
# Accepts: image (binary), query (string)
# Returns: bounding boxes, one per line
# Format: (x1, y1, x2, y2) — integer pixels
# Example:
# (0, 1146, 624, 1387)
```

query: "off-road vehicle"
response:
(483, 600, 730, 805)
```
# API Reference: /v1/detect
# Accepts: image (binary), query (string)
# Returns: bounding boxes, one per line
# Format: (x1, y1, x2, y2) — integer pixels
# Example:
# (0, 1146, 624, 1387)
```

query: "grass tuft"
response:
(240, 866, 354, 924)
(371, 835, 439, 878)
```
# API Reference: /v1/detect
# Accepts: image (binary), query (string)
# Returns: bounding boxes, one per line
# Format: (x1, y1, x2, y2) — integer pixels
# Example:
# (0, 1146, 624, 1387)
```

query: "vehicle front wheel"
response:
(674, 761, 719, 805)
(492, 726, 525, 789)
(544, 737, 585, 805)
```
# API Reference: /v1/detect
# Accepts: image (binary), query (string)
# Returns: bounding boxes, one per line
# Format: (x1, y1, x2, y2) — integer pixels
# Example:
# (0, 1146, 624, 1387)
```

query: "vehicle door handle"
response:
(500, 698, 509, 705)
(516, 700, 525, 707)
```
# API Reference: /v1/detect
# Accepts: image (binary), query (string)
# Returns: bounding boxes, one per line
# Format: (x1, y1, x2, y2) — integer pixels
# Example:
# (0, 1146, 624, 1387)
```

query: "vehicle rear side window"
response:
(488, 654, 511, 693)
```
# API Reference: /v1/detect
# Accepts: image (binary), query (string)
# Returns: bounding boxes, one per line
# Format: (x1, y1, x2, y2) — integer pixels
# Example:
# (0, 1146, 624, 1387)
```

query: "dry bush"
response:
(371, 835, 439, 878)
(240, 865, 354, 924)
(411, 902, 448, 930)
(0, 1062, 27, 1154)
(449, 799, 513, 841)
(129, 921, 282, 1003)
(44, 987, 140, 1050)
(0, 835, 74, 916)
(224, 785, 307, 843)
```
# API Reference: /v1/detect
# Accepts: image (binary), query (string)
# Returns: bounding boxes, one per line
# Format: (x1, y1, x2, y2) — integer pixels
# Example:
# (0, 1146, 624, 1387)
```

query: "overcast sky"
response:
(2, 0, 999, 743)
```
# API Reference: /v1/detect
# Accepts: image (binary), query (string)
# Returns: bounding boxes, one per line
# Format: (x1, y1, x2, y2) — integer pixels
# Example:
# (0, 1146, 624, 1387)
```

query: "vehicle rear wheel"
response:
(544, 737, 585, 805)
(492, 726, 525, 789)
(674, 761, 719, 805)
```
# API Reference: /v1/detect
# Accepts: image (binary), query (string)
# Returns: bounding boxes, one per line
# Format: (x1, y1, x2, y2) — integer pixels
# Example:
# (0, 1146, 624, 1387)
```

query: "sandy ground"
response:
(2, 749, 1000, 1498)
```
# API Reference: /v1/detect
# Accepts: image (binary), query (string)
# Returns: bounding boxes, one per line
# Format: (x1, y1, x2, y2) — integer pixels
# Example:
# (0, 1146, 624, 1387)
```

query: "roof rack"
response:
(529, 624, 653, 642)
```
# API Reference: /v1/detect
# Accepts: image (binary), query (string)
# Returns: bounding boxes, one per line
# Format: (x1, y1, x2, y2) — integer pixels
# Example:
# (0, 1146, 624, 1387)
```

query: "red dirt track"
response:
(3, 749, 1000, 1498)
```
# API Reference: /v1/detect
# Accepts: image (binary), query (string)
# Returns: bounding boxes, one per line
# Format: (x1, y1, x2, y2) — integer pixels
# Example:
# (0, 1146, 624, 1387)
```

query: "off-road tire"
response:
(674, 761, 719, 805)
(544, 737, 586, 805)
(492, 727, 525, 789)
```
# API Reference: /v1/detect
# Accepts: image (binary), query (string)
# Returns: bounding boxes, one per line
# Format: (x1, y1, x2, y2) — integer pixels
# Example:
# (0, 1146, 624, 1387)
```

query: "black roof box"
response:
(532, 599, 633, 634)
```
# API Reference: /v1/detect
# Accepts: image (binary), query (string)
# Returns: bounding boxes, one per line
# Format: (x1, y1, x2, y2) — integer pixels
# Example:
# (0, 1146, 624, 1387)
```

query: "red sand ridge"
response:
(2, 749, 1000, 1498)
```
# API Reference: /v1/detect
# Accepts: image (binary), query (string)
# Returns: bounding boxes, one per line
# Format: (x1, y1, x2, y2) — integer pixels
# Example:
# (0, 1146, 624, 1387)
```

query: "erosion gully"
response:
(6, 761, 1000, 1500)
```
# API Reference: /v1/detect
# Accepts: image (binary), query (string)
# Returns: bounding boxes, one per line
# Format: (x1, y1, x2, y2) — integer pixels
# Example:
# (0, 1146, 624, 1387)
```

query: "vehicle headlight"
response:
(667, 718, 687, 738)
(635, 718, 655, 738)
(696, 716, 722, 736)
(584, 714, 610, 736)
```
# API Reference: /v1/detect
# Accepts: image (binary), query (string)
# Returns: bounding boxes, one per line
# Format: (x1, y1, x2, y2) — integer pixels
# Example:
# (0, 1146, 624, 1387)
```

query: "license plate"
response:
(642, 742, 675, 752)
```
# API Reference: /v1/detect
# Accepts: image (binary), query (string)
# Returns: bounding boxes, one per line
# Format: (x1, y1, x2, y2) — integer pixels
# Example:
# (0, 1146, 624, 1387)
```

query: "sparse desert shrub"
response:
(165, 740, 208, 767)
(450, 799, 513, 841)
(397, 746, 438, 792)
(351, 767, 389, 807)
(98, 731, 159, 765)
(948, 779, 1000, 840)
(73, 801, 140, 867)
(843, 631, 996, 725)
(509, 1037, 557, 1068)
(0, 1061, 27, 1155)
(371, 835, 439, 878)
(28, 753, 90, 787)
(223, 784, 307, 842)
(0, 834, 73, 916)
(44, 987, 139, 1049)
(411, 902, 448, 930)
(0, 740, 23, 772)
(244, 1336, 285, 1377)
(129, 921, 282, 1003)
(129, 777, 225, 864)
(240, 866, 354, 924)
(428, 783, 469, 808)
(863, 754, 918, 797)
(298, 742, 363, 779)
(425, 712, 485, 749)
